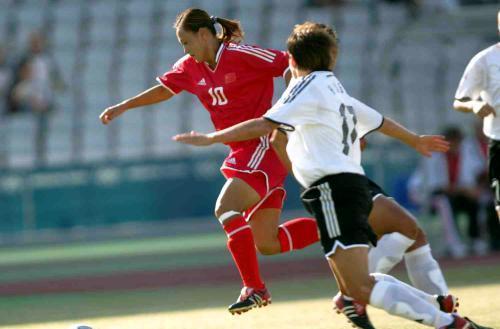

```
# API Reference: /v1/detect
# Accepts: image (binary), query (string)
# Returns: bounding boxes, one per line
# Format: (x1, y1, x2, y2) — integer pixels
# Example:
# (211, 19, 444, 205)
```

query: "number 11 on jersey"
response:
(208, 87, 228, 106)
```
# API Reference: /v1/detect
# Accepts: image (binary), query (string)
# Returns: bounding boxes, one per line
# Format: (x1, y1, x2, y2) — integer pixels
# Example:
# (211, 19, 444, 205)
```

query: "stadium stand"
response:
(0, 0, 495, 169)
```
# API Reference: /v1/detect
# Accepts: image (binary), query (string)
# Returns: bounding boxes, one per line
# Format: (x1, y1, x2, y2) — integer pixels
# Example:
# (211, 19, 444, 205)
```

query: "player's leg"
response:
(214, 177, 270, 314)
(489, 139, 500, 220)
(303, 174, 462, 329)
(330, 248, 463, 329)
(404, 227, 450, 296)
(368, 194, 449, 295)
(249, 189, 319, 255)
(368, 195, 418, 273)
(249, 208, 282, 255)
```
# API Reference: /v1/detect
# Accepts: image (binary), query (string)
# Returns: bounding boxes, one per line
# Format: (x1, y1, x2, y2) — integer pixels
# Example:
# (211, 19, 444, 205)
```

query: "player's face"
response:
(176, 28, 205, 62)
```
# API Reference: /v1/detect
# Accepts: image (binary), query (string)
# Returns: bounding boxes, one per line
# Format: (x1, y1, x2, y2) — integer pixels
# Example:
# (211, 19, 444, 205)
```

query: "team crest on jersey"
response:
(225, 73, 236, 84)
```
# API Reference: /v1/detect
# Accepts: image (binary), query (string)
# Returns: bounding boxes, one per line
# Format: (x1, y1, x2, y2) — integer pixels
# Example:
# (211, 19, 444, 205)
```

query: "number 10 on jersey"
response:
(208, 87, 228, 106)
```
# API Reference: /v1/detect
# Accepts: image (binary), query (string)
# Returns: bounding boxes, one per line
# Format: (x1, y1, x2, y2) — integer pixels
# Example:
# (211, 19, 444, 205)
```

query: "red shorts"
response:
(221, 136, 288, 221)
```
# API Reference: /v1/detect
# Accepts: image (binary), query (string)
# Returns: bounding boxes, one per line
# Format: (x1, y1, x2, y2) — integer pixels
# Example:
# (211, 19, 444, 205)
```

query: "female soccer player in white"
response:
(453, 10, 500, 221)
(174, 22, 491, 329)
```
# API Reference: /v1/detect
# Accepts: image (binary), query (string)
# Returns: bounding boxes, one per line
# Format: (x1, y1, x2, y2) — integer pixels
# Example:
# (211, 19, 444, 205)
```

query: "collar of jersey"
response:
(205, 42, 226, 73)
(296, 70, 332, 81)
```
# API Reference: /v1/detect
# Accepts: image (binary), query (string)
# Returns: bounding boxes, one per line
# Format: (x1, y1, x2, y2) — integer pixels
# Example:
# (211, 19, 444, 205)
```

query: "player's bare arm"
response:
(100, 84, 174, 125)
(173, 118, 279, 146)
(270, 130, 292, 172)
(453, 98, 496, 119)
(377, 117, 450, 157)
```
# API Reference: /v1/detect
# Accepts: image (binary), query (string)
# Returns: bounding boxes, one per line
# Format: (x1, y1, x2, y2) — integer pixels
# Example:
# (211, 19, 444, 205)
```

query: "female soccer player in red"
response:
(99, 8, 319, 314)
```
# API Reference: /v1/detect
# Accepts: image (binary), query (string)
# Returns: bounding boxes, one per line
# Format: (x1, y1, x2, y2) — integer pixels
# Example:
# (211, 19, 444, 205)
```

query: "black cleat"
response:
(333, 293, 375, 329)
(440, 314, 493, 329)
(228, 286, 271, 315)
(437, 294, 459, 313)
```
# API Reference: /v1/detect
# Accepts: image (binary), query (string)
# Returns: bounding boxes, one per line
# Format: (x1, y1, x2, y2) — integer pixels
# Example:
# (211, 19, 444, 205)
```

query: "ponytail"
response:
(212, 16, 244, 43)
(174, 8, 244, 44)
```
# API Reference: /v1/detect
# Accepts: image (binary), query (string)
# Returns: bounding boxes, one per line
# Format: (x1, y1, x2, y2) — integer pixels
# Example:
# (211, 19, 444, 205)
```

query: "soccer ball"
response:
(69, 325, 93, 329)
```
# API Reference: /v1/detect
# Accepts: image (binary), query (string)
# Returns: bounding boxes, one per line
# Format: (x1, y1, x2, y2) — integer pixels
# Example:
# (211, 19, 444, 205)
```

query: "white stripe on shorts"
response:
(317, 183, 341, 238)
(247, 136, 269, 169)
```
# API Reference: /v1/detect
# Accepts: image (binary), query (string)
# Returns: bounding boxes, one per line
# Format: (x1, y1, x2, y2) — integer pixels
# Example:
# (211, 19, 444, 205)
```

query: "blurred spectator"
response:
(6, 31, 65, 165)
(408, 126, 494, 257)
(0, 44, 12, 114)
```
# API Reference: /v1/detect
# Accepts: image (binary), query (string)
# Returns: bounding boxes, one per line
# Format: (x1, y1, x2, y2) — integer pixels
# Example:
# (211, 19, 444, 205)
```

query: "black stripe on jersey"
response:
(283, 75, 316, 104)
(282, 76, 311, 103)
(264, 117, 295, 132)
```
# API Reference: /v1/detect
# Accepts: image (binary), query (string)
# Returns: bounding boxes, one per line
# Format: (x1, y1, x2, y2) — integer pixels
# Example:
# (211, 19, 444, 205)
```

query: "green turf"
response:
(0, 233, 225, 266)
(0, 247, 320, 285)
(0, 264, 499, 329)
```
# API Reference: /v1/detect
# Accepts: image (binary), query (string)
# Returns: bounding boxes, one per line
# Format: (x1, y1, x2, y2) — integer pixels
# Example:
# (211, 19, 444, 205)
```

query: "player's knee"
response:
(397, 218, 419, 241)
(414, 227, 428, 245)
(255, 242, 280, 255)
(214, 203, 231, 219)
(345, 278, 375, 304)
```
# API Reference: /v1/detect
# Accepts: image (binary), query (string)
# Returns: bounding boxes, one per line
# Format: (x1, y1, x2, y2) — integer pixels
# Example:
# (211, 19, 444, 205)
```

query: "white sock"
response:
(404, 244, 448, 295)
(369, 280, 453, 328)
(372, 273, 440, 309)
(369, 232, 415, 273)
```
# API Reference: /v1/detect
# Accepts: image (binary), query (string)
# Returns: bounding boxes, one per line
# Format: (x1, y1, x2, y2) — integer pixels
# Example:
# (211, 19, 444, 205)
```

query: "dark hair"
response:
(174, 8, 244, 43)
(286, 21, 339, 71)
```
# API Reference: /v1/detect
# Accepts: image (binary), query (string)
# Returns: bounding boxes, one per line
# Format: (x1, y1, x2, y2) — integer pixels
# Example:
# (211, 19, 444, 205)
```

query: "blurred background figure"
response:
(6, 31, 65, 165)
(409, 125, 498, 257)
(453, 10, 500, 223)
(0, 44, 12, 114)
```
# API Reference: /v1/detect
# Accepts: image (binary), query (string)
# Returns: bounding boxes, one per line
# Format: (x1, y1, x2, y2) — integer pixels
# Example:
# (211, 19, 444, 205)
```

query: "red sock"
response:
(223, 215, 265, 289)
(278, 218, 319, 253)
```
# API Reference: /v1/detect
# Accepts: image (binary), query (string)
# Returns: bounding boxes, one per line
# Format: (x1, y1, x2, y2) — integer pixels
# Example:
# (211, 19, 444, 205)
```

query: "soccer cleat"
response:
(437, 294, 459, 313)
(440, 314, 493, 329)
(228, 286, 271, 315)
(333, 293, 375, 329)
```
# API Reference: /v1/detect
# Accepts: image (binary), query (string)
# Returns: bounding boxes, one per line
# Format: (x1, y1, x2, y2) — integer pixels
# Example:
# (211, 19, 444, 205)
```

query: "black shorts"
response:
(490, 139, 500, 204)
(367, 178, 390, 200)
(300, 173, 377, 257)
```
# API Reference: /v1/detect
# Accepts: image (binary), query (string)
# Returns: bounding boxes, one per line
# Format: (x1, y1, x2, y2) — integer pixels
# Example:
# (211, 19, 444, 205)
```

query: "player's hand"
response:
(473, 101, 496, 119)
(172, 131, 214, 146)
(415, 135, 450, 157)
(100, 103, 127, 125)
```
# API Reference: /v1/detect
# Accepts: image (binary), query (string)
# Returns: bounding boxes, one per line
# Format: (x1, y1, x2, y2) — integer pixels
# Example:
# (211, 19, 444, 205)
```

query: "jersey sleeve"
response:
(350, 97, 384, 138)
(455, 52, 486, 101)
(156, 56, 196, 94)
(263, 81, 317, 130)
(229, 44, 289, 78)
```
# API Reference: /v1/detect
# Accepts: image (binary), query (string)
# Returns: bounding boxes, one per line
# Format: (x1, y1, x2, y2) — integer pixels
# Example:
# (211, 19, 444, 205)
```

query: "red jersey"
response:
(157, 42, 289, 149)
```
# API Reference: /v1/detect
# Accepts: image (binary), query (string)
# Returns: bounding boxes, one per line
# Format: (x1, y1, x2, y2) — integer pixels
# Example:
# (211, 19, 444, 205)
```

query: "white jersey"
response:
(264, 71, 384, 187)
(455, 43, 500, 140)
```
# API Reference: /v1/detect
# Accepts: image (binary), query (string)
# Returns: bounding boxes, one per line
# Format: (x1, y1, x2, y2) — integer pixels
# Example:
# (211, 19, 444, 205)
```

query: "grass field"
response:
(0, 263, 499, 329)
(0, 232, 498, 329)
